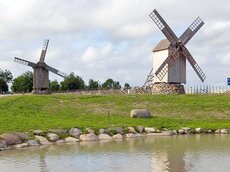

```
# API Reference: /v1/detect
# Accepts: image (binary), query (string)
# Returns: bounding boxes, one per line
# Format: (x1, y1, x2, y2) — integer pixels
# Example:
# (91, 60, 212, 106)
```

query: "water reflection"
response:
(0, 135, 230, 172)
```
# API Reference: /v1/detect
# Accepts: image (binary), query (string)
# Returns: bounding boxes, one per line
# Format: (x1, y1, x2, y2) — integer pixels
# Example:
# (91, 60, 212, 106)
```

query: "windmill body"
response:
(14, 39, 67, 93)
(148, 9, 206, 85)
(153, 39, 186, 83)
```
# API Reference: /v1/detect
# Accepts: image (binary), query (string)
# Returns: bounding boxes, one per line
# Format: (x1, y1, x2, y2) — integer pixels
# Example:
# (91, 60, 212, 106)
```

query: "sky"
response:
(0, 0, 230, 87)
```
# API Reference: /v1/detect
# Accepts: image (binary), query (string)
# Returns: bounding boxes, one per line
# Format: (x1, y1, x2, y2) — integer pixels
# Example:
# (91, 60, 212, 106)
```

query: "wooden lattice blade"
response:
(39, 39, 49, 62)
(179, 17, 204, 45)
(149, 9, 178, 45)
(14, 57, 36, 68)
(45, 65, 67, 78)
(181, 47, 206, 82)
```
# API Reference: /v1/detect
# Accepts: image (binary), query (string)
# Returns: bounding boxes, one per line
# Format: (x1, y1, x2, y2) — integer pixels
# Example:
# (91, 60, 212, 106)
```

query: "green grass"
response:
(0, 93, 230, 133)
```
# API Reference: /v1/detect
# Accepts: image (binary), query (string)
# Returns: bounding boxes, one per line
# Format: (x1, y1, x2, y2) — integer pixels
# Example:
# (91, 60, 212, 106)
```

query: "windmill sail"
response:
(45, 65, 67, 78)
(39, 39, 49, 62)
(14, 57, 36, 68)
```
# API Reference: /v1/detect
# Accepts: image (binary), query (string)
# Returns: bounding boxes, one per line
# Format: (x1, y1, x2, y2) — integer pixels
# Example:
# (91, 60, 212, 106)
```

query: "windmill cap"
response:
(152, 39, 170, 52)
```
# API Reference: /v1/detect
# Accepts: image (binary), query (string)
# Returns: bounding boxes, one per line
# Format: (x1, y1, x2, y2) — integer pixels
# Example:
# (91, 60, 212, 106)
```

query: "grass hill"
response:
(0, 93, 230, 133)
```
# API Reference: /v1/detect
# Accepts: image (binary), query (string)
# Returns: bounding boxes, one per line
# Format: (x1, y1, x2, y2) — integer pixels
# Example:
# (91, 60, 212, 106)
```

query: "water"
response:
(0, 135, 230, 172)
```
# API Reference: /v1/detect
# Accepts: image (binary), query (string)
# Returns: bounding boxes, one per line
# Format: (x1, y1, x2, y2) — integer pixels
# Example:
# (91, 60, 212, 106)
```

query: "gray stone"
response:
(144, 127, 156, 133)
(0, 139, 7, 148)
(35, 136, 53, 145)
(33, 130, 44, 135)
(178, 129, 185, 134)
(27, 140, 39, 146)
(207, 129, 213, 133)
(112, 134, 123, 139)
(69, 128, 82, 139)
(14, 132, 29, 142)
(136, 126, 145, 133)
(80, 133, 99, 141)
(56, 139, 67, 143)
(13, 143, 28, 149)
(0, 133, 22, 145)
(108, 127, 125, 135)
(127, 127, 137, 134)
(99, 129, 109, 134)
(147, 131, 174, 136)
(195, 128, 204, 133)
(85, 128, 95, 134)
(130, 109, 151, 118)
(182, 127, 191, 134)
(48, 129, 68, 135)
(46, 133, 59, 142)
(98, 134, 113, 140)
(220, 129, 229, 134)
(125, 133, 137, 138)
(65, 137, 80, 142)
(215, 129, 221, 133)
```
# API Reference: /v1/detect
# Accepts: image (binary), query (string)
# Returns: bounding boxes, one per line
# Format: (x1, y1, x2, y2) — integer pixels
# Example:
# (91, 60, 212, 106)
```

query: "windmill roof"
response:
(152, 39, 171, 52)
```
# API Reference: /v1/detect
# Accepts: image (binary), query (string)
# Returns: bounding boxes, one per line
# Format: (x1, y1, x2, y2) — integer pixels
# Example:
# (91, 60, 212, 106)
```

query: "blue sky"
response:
(0, 0, 230, 87)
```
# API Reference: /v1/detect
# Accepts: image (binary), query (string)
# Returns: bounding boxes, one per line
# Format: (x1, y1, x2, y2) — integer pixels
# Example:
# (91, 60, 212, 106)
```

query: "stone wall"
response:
(150, 83, 185, 94)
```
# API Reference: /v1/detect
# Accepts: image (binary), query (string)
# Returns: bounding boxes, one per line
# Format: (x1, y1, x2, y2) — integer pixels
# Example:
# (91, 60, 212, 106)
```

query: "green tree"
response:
(0, 69, 13, 83)
(11, 71, 33, 93)
(88, 79, 101, 90)
(124, 83, 132, 89)
(49, 80, 60, 92)
(61, 72, 85, 91)
(102, 78, 121, 89)
(0, 78, 8, 93)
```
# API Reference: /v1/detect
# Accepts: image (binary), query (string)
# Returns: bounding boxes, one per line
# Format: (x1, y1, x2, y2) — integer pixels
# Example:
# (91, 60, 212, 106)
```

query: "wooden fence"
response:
(185, 86, 230, 94)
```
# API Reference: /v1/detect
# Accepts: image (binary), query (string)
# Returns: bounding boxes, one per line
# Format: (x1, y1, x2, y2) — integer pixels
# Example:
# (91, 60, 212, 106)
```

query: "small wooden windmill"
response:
(145, 9, 206, 85)
(14, 39, 67, 93)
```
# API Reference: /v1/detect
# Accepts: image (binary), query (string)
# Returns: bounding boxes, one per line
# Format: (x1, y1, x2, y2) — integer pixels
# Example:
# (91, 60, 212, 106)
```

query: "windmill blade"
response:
(14, 57, 36, 68)
(154, 49, 181, 81)
(149, 9, 178, 45)
(45, 65, 67, 78)
(179, 17, 204, 45)
(39, 39, 49, 62)
(181, 47, 206, 82)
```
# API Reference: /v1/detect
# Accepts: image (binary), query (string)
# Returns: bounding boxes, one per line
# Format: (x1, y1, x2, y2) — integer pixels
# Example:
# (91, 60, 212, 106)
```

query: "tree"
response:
(49, 80, 60, 92)
(61, 72, 85, 91)
(102, 78, 121, 89)
(88, 79, 101, 90)
(11, 71, 33, 93)
(0, 69, 13, 83)
(0, 78, 8, 93)
(124, 83, 132, 90)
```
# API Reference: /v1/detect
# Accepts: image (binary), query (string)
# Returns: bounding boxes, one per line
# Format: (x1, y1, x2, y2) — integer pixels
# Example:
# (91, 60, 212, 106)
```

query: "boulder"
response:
(69, 128, 82, 139)
(46, 133, 59, 142)
(33, 130, 45, 136)
(35, 136, 53, 145)
(99, 129, 109, 134)
(108, 127, 124, 135)
(136, 126, 145, 133)
(112, 134, 123, 139)
(48, 129, 68, 135)
(98, 134, 113, 140)
(220, 129, 229, 134)
(127, 127, 137, 134)
(27, 140, 39, 146)
(0, 139, 7, 148)
(14, 132, 29, 142)
(178, 129, 185, 134)
(0, 133, 22, 145)
(130, 109, 151, 118)
(144, 127, 156, 133)
(65, 137, 80, 142)
(215, 129, 221, 133)
(195, 128, 204, 133)
(80, 133, 99, 141)
(182, 127, 191, 134)
(85, 128, 95, 134)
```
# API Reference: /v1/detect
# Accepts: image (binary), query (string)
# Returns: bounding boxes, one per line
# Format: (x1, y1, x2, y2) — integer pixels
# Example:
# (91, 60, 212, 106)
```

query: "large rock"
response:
(99, 129, 109, 134)
(85, 128, 95, 134)
(0, 133, 22, 145)
(136, 126, 145, 133)
(33, 130, 45, 135)
(130, 109, 151, 118)
(98, 134, 113, 140)
(48, 129, 68, 135)
(112, 134, 123, 139)
(14, 132, 29, 142)
(35, 136, 53, 145)
(69, 128, 82, 139)
(220, 129, 229, 134)
(65, 137, 80, 142)
(0, 139, 7, 148)
(27, 140, 40, 146)
(108, 127, 124, 135)
(144, 127, 156, 133)
(46, 133, 59, 142)
(127, 127, 137, 134)
(80, 133, 99, 141)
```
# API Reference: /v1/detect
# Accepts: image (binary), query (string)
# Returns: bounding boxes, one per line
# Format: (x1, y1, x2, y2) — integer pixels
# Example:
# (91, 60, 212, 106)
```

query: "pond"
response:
(0, 135, 230, 172)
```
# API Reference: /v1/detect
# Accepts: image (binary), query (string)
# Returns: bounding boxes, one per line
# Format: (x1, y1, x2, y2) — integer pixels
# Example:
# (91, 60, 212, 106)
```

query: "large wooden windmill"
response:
(146, 9, 206, 85)
(14, 39, 67, 93)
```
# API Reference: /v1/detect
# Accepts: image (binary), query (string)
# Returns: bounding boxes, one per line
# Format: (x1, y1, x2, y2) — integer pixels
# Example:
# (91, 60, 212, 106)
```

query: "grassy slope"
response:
(0, 94, 230, 133)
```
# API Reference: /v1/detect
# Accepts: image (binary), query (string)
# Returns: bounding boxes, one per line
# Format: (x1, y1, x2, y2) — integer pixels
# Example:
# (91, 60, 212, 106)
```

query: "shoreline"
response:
(0, 126, 229, 152)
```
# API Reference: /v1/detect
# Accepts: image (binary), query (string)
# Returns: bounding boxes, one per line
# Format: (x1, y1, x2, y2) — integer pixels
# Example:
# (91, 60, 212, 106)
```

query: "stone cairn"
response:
(149, 83, 185, 94)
